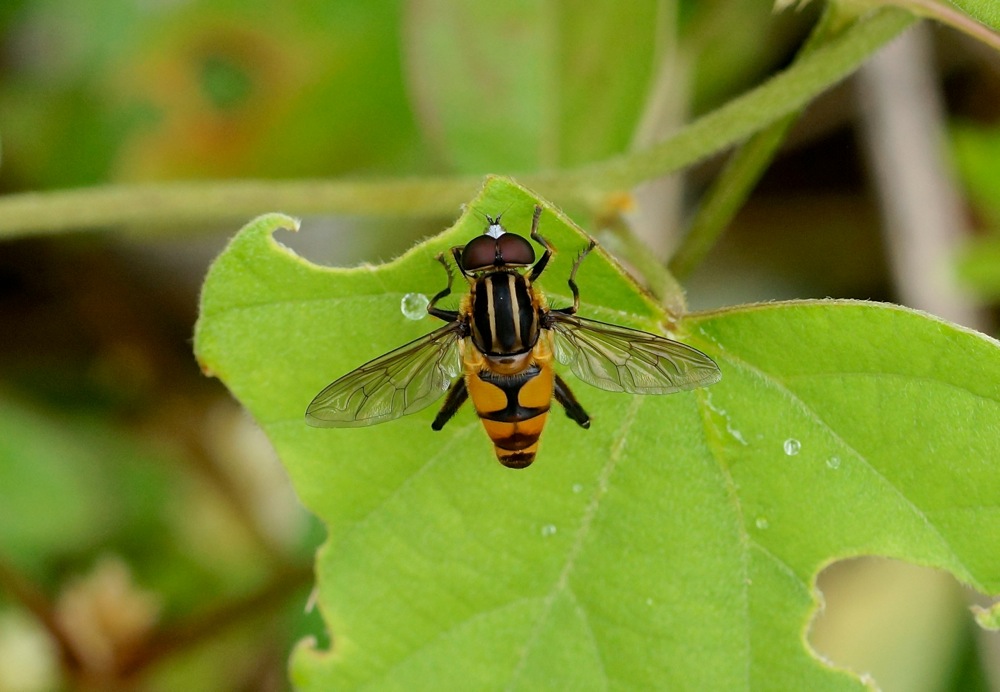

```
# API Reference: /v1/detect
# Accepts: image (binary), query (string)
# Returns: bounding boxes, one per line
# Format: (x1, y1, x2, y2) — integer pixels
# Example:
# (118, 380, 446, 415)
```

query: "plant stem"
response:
(899, 0, 1000, 51)
(0, 8, 914, 240)
(0, 178, 483, 240)
(548, 7, 914, 194)
(0, 556, 83, 673)
(118, 564, 314, 679)
(668, 118, 796, 281)
(667, 3, 843, 281)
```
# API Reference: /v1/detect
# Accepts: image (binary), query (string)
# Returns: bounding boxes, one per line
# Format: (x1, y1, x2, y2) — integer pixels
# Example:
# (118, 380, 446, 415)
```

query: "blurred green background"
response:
(0, 0, 998, 690)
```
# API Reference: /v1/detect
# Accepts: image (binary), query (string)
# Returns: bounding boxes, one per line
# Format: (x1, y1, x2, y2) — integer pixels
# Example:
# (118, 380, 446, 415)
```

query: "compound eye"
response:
(496, 234, 535, 266)
(461, 236, 497, 271)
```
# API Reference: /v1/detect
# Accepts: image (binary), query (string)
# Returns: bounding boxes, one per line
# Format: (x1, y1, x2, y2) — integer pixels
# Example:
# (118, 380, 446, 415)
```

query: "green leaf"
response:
(952, 121, 1000, 229)
(952, 122, 1000, 299)
(957, 236, 1000, 299)
(942, 0, 1000, 32)
(0, 398, 111, 563)
(0, 395, 177, 572)
(854, 0, 1000, 51)
(195, 177, 1000, 689)
(403, 0, 661, 171)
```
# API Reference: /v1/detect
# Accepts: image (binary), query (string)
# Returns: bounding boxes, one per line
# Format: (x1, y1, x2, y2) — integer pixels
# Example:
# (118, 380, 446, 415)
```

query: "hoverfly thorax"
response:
(306, 204, 721, 469)
(467, 270, 541, 358)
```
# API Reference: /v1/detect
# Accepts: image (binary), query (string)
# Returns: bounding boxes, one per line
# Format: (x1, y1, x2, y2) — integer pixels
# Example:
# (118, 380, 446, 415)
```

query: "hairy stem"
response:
(0, 9, 913, 240)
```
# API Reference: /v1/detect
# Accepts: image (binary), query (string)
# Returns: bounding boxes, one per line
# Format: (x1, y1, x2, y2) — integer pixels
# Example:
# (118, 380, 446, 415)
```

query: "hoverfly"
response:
(305, 206, 721, 468)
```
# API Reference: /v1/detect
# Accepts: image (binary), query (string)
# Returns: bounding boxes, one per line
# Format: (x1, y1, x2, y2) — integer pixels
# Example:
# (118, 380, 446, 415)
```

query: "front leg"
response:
(556, 238, 597, 315)
(528, 205, 554, 282)
(428, 253, 460, 322)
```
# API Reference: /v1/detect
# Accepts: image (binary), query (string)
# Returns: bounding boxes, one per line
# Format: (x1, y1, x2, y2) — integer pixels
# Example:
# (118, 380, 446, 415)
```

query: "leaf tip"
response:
(248, 212, 301, 236)
(195, 353, 217, 379)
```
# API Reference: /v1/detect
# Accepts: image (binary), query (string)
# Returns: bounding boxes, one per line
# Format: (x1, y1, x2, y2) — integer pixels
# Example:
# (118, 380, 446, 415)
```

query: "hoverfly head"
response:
(460, 214, 535, 271)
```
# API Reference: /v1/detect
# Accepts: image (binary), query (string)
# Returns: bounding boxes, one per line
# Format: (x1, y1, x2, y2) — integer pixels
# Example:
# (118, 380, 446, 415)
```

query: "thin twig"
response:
(0, 556, 83, 673)
(119, 564, 314, 679)
(163, 401, 291, 564)
(668, 3, 841, 281)
(899, 0, 1000, 52)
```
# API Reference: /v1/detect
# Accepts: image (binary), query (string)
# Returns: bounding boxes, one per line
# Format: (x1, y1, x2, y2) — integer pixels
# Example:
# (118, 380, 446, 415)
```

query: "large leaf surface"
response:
(195, 177, 1000, 689)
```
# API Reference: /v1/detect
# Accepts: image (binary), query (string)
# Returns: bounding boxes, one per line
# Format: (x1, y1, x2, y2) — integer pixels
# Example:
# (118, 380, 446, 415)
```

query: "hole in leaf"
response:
(808, 557, 996, 690)
(276, 216, 430, 270)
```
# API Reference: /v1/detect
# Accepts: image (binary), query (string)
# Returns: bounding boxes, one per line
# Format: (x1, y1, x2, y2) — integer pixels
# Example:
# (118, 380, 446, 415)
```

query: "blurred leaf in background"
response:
(953, 121, 1000, 300)
(403, 0, 663, 171)
(0, 0, 424, 189)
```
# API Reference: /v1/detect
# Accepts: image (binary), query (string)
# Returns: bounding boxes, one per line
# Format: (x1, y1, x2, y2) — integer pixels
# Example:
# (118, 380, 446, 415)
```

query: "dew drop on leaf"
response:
(755, 517, 770, 530)
(400, 292, 429, 320)
(826, 456, 841, 470)
(572, 483, 583, 494)
(540, 524, 557, 537)
(783, 438, 801, 456)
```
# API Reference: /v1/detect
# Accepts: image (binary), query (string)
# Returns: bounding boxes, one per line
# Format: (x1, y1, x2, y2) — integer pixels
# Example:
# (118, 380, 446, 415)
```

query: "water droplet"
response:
(646, 598, 654, 606)
(541, 524, 557, 537)
(783, 438, 801, 456)
(826, 456, 841, 470)
(703, 391, 748, 446)
(572, 483, 583, 494)
(400, 292, 428, 320)
(755, 517, 769, 530)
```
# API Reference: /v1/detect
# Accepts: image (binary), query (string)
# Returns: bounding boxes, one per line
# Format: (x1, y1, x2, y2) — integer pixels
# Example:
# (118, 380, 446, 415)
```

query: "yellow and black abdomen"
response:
(462, 333, 556, 468)
(461, 269, 556, 467)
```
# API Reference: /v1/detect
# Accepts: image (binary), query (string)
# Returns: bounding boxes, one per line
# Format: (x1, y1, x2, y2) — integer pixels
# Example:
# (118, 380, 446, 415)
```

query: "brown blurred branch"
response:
(163, 400, 291, 565)
(0, 553, 314, 686)
(0, 556, 83, 673)
(899, 0, 1000, 52)
(855, 23, 986, 329)
(119, 563, 314, 680)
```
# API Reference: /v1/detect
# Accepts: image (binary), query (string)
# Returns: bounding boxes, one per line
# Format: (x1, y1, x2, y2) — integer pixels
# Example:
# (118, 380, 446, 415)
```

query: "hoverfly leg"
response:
(428, 253, 461, 322)
(556, 238, 597, 315)
(554, 374, 590, 429)
(528, 205, 554, 282)
(450, 246, 475, 281)
(431, 377, 469, 430)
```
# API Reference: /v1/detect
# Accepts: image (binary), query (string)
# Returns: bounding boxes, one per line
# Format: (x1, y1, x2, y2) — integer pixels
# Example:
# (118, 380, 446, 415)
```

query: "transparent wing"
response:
(548, 312, 721, 394)
(305, 322, 463, 427)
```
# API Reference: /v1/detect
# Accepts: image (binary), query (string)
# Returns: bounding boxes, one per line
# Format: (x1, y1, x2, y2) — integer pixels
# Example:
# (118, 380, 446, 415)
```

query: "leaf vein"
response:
(694, 389, 753, 689)
(505, 396, 643, 690)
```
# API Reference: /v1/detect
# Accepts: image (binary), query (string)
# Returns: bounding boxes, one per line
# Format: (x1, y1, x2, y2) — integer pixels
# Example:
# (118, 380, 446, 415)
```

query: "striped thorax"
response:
(468, 271, 541, 358)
